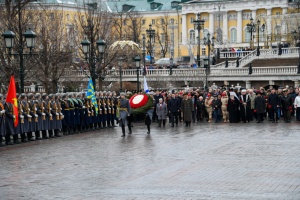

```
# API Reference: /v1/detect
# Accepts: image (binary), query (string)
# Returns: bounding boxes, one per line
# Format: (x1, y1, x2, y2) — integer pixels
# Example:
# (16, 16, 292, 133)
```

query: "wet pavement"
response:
(0, 121, 300, 200)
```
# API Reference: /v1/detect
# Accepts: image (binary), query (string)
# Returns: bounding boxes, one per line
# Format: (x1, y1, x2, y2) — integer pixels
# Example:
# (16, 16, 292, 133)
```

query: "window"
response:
(170, 18, 174, 24)
(190, 30, 195, 43)
(142, 19, 146, 25)
(230, 28, 237, 43)
(50, 13, 54, 20)
(244, 29, 251, 42)
(190, 17, 194, 23)
(161, 18, 165, 24)
(151, 19, 155, 24)
(274, 25, 281, 41)
(180, 32, 182, 42)
(161, 33, 165, 43)
(203, 29, 209, 39)
(202, 48, 206, 56)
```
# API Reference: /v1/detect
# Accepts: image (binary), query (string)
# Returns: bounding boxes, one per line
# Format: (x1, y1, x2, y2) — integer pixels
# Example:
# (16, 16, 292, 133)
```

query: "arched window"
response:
(274, 25, 281, 41)
(203, 29, 209, 39)
(230, 28, 237, 43)
(244, 29, 251, 43)
(190, 30, 195, 44)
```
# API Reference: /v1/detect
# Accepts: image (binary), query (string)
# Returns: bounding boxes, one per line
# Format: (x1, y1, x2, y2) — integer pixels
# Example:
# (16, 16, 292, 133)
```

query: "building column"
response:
(182, 14, 187, 45)
(223, 12, 228, 44)
(266, 9, 272, 36)
(209, 12, 214, 35)
(245, 81, 251, 89)
(237, 10, 243, 43)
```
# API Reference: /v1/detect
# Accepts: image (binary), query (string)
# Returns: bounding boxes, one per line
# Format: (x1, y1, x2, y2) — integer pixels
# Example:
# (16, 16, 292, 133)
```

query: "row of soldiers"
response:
(0, 92, 119, 146)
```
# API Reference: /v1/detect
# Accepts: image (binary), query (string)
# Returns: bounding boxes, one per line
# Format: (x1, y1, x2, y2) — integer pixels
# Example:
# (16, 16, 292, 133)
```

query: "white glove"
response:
(128, 114, 130, 116)
(20, 115, 24, 119)
(43, 107, 45, 109)
(61, 115, 64, 119)
(60, 113, 63, 115)
(88, 111, 91, 113)
(42, 113, 46, 116)
(35, 108, 37, 111)
(82, 106, 86, 109)
(0, 110, 5, 114)
(56, 113, 59, 116)
(21, 109, 23, 112)
(28, 115, 32, 118)
(28, 108, 30, 111)
(13, 115, 15, 119)
(50, 114, 52, 117)
(50, 108, 52, 110)
(35, 114, 38, 117)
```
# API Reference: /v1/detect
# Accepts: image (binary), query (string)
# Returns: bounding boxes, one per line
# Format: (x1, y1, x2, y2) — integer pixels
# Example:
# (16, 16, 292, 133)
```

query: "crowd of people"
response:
(0, 85, 300, 145)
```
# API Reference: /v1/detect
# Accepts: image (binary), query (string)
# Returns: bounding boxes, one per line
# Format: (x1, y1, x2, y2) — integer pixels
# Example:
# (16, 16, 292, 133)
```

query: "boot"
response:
(13, 134, 21, 144)
(35, 131, 43, 140)
(21, 133, 28, 143)
(49, 130, 55, 138)
(28, 132, 36, 141)
(158, 120, 162, 127)
(147, 125, 150, 134)
(121, 126, 125, 137)
(54, 129, 61, 137)
(5, 135, 13, 145)
(128, 124, 132, 134)
(0, 137, 5, 147)
(162, 120, 166, 127)
(42, 130, 49, 139)
(185, 121, 188, 127)
(208, 118, 212, 123)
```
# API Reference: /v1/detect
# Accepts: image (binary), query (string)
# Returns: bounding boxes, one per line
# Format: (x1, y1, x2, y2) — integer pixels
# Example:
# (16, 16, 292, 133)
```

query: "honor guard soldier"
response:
(15, 94, 25, 143)
(61, 94, 70, 135)
(4, 99, 18, 145)
(101, 97, 107, 128)
(0, 94, 6, 146)
(19, 94, 29, 142)
(76, 93, 85, 133)
(28, 93, 37, 141)
(49, 94, 59, 137)
(118, 92, 131, 137)
(55, 94, 63, 136)
(46, 94, 55, 138)
(41, 94, 50, 139)
(68, 93, 75, 134)
(96, 92, 103, 129)
(35, 93, 44, 140)
(71, 93, 80, 133)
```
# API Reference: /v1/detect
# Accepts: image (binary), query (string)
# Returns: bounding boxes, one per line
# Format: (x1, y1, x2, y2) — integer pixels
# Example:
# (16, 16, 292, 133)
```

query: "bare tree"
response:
(154, 12, 171, 58)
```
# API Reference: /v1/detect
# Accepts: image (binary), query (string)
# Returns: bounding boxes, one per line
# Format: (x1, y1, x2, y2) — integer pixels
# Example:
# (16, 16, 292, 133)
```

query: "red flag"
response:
(6, 75, 18, 127)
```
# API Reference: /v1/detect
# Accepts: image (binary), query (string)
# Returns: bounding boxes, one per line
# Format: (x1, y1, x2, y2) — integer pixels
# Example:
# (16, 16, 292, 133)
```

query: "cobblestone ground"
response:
(0, 121, 300, 200)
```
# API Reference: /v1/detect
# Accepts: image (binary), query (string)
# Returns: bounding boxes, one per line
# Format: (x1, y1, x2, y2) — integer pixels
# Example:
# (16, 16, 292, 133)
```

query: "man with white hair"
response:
(239, 89, 251, 123)
(248, 89, 256, 121)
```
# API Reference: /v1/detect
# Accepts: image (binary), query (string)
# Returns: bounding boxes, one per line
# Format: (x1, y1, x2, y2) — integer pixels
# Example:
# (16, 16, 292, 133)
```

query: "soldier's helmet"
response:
(62, 93, 68, 99)
(48, 94, 54, 100)
(42, 93, 47, 99)
(20, 93, 26, 99)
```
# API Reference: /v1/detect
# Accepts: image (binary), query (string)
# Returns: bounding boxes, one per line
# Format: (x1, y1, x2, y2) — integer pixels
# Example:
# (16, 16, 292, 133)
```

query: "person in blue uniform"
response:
(0, 94, 6, 146)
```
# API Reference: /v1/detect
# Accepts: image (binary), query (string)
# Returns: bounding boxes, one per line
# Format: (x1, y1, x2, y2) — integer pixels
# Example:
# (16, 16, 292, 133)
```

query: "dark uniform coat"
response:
(181, 98, 194, 122)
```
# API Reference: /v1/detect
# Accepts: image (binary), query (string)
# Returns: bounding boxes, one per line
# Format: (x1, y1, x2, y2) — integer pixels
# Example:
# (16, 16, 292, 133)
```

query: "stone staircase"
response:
(213, 47, 299, 68)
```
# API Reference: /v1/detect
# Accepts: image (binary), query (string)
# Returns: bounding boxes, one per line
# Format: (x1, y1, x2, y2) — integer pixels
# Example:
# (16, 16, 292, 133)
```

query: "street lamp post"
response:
(118, 57, 124, 92)
(2, 29, 37, 93)
(81, 38, 106, 89)
(203, 33, 215, 91)
(292, 27, 300, 74)
(247, 17, 265, 56)
(142, 36, 146, 76)
(193, 13, 205, 67)
(146, 24, 155, 65)
(134, 55, 141, 92)
(169, 57, 173, 75)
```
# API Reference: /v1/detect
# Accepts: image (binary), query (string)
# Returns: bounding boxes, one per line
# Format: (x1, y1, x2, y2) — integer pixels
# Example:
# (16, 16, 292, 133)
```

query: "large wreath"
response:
(129, 94, 153, 114)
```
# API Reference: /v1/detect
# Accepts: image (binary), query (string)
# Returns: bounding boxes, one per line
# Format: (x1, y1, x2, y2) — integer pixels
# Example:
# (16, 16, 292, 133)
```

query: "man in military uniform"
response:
(76, 93, 84, 133)
(68, 93, 75, 134)
(35, 93, 44, 140)
(19, 94, 29, 142)
(61, 94, 70, 135)
(15, 94, 25, 143)
(118, 92, 131, 137)
(28, 93, 37, 141)
(55, 94, 63, 136)
(0, 94, 6, 146)
(5, 99, 18, 145)
(41, 94, 50, 139)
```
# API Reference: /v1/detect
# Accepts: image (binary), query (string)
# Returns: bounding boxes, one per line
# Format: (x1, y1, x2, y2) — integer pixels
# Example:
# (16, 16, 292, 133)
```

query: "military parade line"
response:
(1, 75, 300, 145)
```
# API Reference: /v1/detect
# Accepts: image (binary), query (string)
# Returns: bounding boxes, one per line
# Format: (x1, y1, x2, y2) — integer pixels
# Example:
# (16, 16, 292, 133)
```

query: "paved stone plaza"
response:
(0, 122, 300, 200)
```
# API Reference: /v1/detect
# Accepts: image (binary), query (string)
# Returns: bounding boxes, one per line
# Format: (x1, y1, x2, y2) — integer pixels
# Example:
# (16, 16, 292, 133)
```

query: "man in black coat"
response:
(268, 88, 280, 122)
(168, 93, 180, 127)
(281, 89, 293, 123)
(254, 91, 266, 123)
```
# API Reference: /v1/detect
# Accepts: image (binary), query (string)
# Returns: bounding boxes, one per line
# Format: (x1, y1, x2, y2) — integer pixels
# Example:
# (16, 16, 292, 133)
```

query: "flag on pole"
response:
(6, 75, 18, 127)
(86, 78, 98, 115)
(143, 76, 149, 94)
